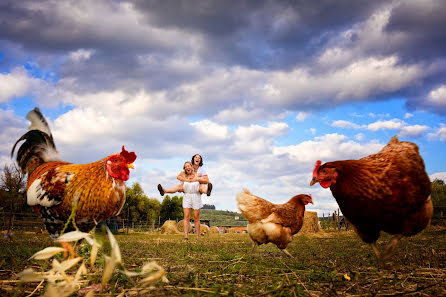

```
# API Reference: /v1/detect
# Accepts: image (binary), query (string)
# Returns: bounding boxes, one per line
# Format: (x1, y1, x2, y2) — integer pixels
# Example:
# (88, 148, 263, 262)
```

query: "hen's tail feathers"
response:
(11, 108, 60, 174)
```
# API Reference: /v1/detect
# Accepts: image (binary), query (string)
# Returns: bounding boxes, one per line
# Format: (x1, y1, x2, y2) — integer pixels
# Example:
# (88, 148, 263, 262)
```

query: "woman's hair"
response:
(191, 154, 203, 167)
(183, 161, 194, 174)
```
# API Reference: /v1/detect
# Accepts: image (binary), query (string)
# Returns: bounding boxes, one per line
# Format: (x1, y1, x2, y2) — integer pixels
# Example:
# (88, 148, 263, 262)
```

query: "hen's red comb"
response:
(120, 146, 137, 163)
(312, 160, 321, 177)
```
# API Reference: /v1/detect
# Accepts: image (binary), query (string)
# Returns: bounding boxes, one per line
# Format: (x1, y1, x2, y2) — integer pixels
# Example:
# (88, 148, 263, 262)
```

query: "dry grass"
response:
(1, 226, 445, 296)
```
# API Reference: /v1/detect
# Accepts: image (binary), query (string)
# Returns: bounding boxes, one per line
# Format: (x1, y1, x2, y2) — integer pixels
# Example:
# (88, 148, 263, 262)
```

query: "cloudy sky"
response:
(1, 0, 446, 216)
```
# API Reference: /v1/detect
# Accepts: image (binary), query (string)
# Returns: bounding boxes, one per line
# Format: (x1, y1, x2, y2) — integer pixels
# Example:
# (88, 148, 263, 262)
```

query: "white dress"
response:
(182, 181, 202, 210)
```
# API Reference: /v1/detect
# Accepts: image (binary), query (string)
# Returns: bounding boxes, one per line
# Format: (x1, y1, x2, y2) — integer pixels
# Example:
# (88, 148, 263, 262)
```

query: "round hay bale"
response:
(210, 226, 220, 234)
(200, 224, 210, 235)
(160, 220, 181, 234)
(227, 227, 237, 233)
(300, 211, 323, 234)
(177, 220, 193, 233)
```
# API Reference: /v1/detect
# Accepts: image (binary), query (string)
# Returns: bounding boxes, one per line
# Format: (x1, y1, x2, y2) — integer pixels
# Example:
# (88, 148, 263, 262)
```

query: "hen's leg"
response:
(381, 234, 403, 263)
(280, 249, 294, 259)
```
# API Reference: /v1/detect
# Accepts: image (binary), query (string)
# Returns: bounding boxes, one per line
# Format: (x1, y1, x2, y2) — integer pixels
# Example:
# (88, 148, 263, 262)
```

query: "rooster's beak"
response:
(310, 177, 318, 186)
(128, 163, 135, 169)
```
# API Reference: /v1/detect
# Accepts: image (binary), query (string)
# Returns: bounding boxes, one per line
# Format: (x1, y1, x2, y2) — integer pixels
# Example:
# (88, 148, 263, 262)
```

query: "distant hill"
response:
(200, 209, 247, 227)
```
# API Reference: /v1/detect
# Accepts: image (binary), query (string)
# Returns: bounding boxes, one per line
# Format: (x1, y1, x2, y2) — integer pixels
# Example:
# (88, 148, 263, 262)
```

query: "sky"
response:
(1, 0, 446, 216)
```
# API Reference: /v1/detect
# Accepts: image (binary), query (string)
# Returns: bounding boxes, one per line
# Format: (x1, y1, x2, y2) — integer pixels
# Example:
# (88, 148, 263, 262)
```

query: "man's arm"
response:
(177, 171, 187, 182)
(196, 174, 209, 184)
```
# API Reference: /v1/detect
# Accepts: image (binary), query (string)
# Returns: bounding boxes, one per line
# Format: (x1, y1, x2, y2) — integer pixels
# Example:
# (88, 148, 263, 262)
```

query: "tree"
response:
(202, 204, 215, 210)
(0, 163, 26, 236)
(122, 182, 161, 226)
(160, 195, 183, 223)
(432, 179, 446, 206)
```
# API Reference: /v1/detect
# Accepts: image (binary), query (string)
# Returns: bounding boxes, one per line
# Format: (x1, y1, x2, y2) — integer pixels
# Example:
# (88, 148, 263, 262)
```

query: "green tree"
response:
(122, 182, 161, 226)
(160, 195, 183, 223)
(432, 179, 446, 207)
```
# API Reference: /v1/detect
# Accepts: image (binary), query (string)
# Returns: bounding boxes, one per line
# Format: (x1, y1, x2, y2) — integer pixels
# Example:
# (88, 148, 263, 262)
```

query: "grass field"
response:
(1, 227, 445, 296)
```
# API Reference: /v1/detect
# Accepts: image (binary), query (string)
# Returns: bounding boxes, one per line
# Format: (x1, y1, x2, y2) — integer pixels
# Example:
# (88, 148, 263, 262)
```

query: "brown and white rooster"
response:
(11, 108, 136, 238)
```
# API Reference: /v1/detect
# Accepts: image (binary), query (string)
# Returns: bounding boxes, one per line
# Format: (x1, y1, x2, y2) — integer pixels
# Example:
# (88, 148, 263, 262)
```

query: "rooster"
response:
(310, 136, 433, 267)
(236, 189, 313, 258)
(11, 108, 136, 239)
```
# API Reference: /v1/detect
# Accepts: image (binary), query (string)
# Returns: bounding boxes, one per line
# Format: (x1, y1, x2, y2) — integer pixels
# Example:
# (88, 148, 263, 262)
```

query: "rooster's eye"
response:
(114, 159, 118, 162)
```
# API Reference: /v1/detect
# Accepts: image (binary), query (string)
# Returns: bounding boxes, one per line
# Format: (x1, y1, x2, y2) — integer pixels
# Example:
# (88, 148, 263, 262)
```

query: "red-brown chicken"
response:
(310, 136, 433, 267)
(236, 189, 313, 257)
(11, 108, 137, 238)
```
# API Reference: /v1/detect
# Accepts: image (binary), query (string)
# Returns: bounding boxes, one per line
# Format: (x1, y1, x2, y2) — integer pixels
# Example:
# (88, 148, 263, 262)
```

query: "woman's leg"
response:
(161, 184, 184, 194)
(183, 208, 191, 239)
(193, 209, 200, 239)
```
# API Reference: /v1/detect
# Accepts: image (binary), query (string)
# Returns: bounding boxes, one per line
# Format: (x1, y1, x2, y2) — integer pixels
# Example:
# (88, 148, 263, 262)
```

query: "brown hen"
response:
(236, 189, 313, 258)
(310, 136, 433, 267)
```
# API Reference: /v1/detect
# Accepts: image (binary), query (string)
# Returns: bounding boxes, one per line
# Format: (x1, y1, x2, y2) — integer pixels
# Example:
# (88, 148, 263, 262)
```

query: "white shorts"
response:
(182, 182, 202, 210)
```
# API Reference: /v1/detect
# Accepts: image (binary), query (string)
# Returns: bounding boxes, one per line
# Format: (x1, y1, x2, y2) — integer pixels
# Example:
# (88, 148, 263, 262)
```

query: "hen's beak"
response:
(128, 163, 135, 169)
(310, 177, 318, 186)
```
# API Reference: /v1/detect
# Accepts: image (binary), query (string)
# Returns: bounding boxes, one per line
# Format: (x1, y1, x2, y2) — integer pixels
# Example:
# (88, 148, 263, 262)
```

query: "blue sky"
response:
(1, 0, 446, 216)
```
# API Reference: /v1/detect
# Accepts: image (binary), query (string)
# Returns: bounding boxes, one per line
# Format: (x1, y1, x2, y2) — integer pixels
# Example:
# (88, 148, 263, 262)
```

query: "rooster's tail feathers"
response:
(11, 108, 59, 174)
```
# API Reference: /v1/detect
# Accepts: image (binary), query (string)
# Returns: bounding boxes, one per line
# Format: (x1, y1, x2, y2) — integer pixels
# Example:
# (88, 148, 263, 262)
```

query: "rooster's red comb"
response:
(312, 160, 322, 177)
(120, 146, 137, 164)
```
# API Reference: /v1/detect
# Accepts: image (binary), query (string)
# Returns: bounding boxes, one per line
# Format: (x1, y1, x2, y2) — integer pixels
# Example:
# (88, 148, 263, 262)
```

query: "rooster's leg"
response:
(61, 241, 76, 259)
(280, 249, 295, 259)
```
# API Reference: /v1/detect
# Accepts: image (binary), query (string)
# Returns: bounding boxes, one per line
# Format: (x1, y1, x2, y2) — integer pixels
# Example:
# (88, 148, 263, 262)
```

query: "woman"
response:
(158, 161, 203, 240)
(157, 154, 212, 196)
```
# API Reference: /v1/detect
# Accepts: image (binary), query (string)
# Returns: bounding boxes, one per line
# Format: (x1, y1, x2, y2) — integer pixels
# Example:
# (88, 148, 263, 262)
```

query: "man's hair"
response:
(191, 154, 203, 167)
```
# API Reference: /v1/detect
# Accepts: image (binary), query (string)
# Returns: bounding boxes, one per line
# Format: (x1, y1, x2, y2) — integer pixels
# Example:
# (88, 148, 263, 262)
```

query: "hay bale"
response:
(300, 211, 323, 233)
(227, 227, 237, 233)
(177, 220, 193, 233)
(160, 220, 181, 234)
(210, 226, 220, 234)
(200, 224, 210, 235)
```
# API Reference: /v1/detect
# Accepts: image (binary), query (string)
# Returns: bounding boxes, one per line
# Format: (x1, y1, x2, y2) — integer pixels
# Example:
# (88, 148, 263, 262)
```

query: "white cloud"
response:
(430, 172, 446, 182)
(331, 120, 362, 129)
(310, 128, 316, 135)
(404, 113, 413, 119)
(68, 49, 95, 62)
(399, 124, 429, 138)
(0, 67, 42, 102)
(367, 118, 404, 131)
(355, 133, 365, 141)
(296, 111, 310, 122)
(428, 124, 446, 141)
(426, 85, 446, 107)
(191, 120, 229, 141)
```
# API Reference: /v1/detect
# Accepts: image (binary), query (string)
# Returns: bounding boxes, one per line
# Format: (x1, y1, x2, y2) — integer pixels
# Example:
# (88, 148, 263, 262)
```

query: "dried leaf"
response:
(90, 240, 99, 267)
(75, 262, 87, 281)
(18, 268, 44, 282)
(106, 227, 122, 264)
(101, 255, 116, 288)
(30, 247, 65, 260)
(344, 273, 351, 281)
(57, 231, 92, 243)
(123, 269, 140, 277)
(59, 257, 82, 272)
(140, 269, 165, 285)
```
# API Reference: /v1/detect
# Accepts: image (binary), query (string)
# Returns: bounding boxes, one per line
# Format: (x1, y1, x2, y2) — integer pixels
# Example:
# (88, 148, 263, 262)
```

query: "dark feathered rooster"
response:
(237, 189, 313, 258)
(11, 108, 136, 238)
(310, 136, 433, 267)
